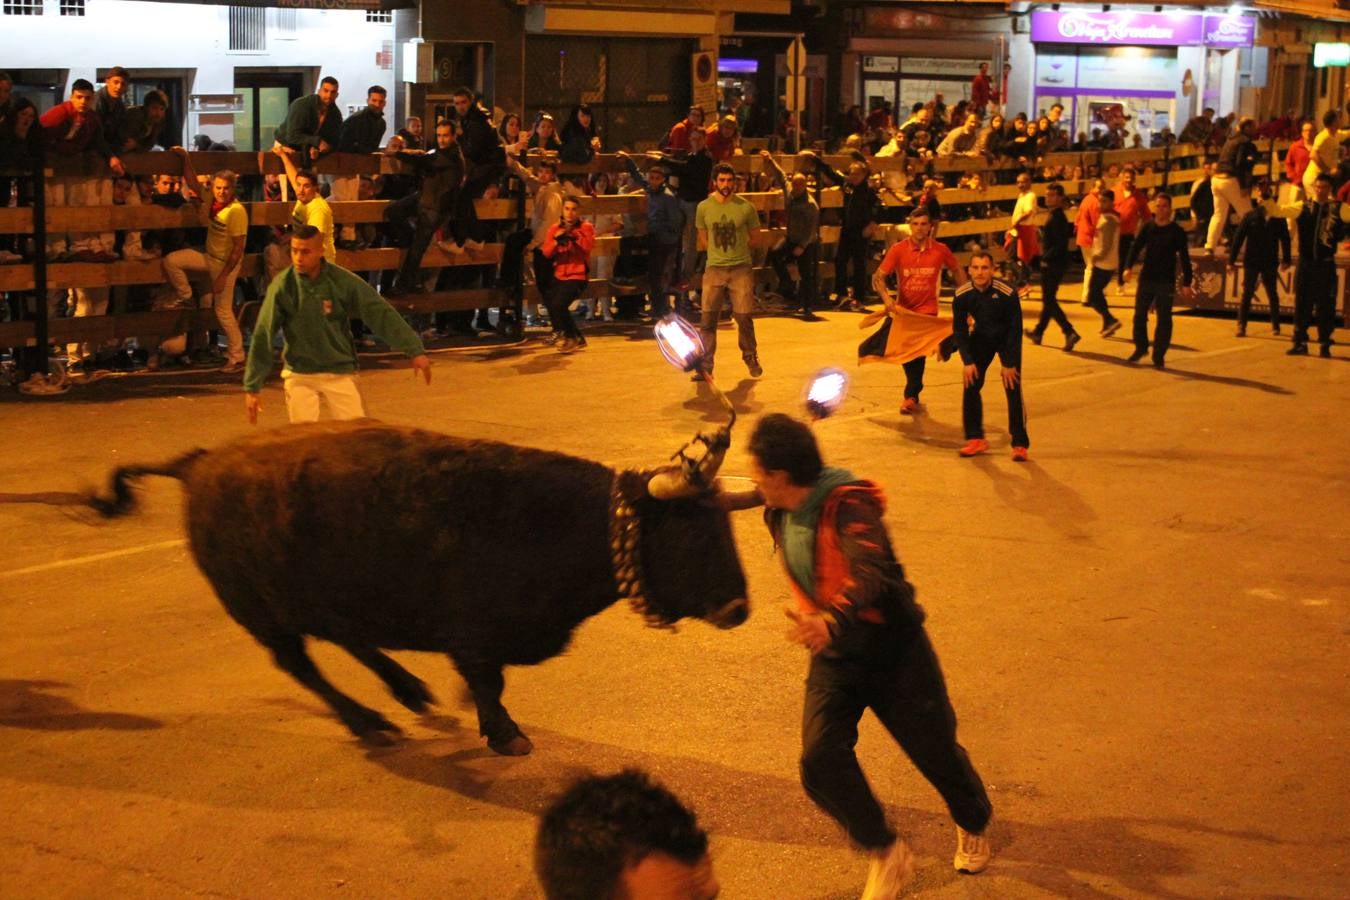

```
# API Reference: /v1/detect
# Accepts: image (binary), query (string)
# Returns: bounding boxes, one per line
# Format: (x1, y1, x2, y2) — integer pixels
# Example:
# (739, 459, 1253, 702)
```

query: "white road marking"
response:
(0, 539, 187, 579)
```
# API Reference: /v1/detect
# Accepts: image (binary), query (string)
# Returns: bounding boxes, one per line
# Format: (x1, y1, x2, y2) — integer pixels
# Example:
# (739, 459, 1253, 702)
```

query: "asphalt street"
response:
(1, 291, 1347, 898)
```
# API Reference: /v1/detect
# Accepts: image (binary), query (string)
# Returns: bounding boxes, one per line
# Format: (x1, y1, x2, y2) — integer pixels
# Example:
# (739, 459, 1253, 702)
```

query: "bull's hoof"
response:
(488, 734, 533, 756)
(345, 708, 402, 745)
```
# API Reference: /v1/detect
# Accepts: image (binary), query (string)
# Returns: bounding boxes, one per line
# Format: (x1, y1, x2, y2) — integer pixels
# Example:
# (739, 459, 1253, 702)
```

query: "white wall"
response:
(0, 0, 396, 146)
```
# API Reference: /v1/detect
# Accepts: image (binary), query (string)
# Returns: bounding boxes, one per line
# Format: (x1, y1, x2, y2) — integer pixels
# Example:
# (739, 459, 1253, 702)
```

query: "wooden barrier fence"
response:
(0, 140, 1291, 354)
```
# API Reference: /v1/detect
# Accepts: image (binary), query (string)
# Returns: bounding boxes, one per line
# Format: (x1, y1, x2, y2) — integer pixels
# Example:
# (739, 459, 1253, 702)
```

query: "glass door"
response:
(234, 73, 303, 152)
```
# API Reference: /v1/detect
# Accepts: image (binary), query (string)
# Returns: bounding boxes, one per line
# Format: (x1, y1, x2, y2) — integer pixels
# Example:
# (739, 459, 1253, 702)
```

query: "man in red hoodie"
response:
(1112, 167, 1151, 292)
(40, 78, 124, 263)
(1074, 177, 1102, 303)
(737, 413, 994, 899)
(540, 194, 596, 353)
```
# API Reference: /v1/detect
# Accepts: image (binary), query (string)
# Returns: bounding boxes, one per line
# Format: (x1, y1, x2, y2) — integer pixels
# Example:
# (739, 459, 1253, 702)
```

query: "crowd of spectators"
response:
(1, 59, 1344, 377)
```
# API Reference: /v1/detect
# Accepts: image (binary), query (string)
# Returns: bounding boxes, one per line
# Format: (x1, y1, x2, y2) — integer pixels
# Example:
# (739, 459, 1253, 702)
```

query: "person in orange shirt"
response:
(1074, 178, 1102, 303)
(871, 208, 968, 414)
(1112, 167, 1151, 291)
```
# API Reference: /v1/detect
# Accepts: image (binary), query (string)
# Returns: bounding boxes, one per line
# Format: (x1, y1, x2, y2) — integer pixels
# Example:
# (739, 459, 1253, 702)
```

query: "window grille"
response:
(229, 6, 266, 52)
(59, 0, 83, 15)
(2, 0, 44, 16)
(366, 10, 392, 23)
(274, 7, 295, 37)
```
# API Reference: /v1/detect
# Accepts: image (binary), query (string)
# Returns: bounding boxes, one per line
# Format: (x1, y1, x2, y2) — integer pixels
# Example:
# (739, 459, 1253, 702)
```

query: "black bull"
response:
(91, 421, 750, 755)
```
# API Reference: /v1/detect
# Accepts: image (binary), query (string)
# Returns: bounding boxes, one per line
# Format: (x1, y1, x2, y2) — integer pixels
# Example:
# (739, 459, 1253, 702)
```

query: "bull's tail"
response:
(88, 448, 208, 518)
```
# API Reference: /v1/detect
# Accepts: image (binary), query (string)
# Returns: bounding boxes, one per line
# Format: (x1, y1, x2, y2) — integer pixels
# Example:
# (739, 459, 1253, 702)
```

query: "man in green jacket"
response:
(244, 225, 431, 423)
(274, 77, 342, 161)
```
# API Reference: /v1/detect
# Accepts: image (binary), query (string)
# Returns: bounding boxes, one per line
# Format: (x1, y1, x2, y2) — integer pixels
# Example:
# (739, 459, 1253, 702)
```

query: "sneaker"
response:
(543, 331, 563, 345)
(861, 839, 916, 900)
(1127, 348, 1147, 363)
(958, 438, 989, 457)
(1287, 343, 1308, 356)
(558, 336, 586, 353)
(1024, 328, 1043, 346)
(746, 356, 763, 377)
(954, 825, 992, 874)
(1011, 446, 1029, 462)
(1320, 344, 1332, 358)
(1153, 358, 1166, 369)
(1063, 332, 1081, 352)
(1101, 319, 1122, 338)
(219, 360, 244, 375)
(900, 396, 919, 415)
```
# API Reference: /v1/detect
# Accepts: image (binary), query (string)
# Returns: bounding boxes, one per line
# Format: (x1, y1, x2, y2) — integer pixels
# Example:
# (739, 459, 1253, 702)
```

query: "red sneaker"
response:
(1011, 446, 1029, 462)
(900, 397, 919, 415)
(958, 438, 989, 457)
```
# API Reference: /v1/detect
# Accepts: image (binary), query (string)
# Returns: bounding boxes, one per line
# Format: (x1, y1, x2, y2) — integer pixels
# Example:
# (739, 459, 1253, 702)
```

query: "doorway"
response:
(233, 73, 303, 152)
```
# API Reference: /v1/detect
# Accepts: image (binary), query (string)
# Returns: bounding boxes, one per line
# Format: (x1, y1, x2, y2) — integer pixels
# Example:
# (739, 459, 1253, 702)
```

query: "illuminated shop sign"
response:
(1030, 11, 1255, 48)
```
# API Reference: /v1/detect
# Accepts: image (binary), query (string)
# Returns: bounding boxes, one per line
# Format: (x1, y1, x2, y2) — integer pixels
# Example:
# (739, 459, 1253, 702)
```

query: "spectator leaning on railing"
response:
(761, 150, 820, 317)
(334, 85, 387, 247)
(274, 76, 343, 162)
(936, 114, 982, 158)
(40, 78, 125, 263)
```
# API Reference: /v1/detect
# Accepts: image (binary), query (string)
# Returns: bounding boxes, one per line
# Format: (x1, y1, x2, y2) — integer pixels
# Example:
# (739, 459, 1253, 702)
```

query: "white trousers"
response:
(282, 371, 367, 422)
(1206, 174, 1251, 251)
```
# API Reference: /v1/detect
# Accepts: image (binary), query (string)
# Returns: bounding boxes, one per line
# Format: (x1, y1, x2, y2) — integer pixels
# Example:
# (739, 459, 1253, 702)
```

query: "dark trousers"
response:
(533, 247, 556, 311)
(545, 279, 584, 339)
(395, 207, 446, 289)
(1132, 282, 1176, 362)
(647, 238, 678, 317)
(498, 229, 534, 296)
(1294, 259, 1337, 347)
(834, 230, 870, 300)
(1086, 266, 1119, 326)
(1238, 265, 1281, 329)
(1031, 261, 1074, 337)
(902, 356, 926, 401)
(1116, 234, 1134, 285)
(963, 342, 1029, 446)
(800, 629, 993, 849)
(771, 241, 820, 312)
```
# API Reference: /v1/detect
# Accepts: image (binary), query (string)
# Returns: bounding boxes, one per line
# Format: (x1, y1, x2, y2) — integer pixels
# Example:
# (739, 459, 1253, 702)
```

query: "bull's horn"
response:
(646, 430, 730, 499)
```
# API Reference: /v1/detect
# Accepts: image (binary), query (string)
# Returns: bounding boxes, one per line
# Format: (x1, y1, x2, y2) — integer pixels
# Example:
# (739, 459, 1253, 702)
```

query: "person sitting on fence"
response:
(40, 77, 125, 264)
(159, 152, 248, 372)
(274, 76, 342, 162)
(449, 87, 506, 254)
(244, 224, 430, 423)
(333, 85, 387, 248)
(617, 150, 685, 319)
(275, 147, 336, 263)
(937, 113, 983, 159)
(397, 116, 423, 151)
(1178, 108, 1215, 145)
(385, 120, 465, 296)
(662, 105, 705, 152)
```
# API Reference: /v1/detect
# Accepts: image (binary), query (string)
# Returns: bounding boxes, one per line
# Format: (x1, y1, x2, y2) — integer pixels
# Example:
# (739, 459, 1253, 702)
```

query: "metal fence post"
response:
(23, 142, 50, 379)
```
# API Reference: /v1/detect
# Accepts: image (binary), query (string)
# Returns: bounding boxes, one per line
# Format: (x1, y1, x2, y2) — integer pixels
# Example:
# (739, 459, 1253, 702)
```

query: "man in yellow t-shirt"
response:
(276, 145, 336, 262)
(160, 159, 249, 371)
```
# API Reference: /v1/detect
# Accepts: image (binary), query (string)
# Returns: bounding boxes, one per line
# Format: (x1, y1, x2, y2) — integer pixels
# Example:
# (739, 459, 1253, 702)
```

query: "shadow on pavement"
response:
(0, 680, 163, 731)
(1068, 350, 1293, 394)
(970, 456, 1099, 545)
(672, 378, 763, 426)
(870, 412, 967, 451)
(0, 490, 90, 507)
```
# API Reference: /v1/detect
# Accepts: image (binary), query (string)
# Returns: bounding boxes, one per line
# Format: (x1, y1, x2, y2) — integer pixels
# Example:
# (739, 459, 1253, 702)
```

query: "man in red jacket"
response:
(540, 195, 596, 353)
(1074, 178, 1102, 303)
(40, 78, 124, 263)
(1112, 167, 1152, 292)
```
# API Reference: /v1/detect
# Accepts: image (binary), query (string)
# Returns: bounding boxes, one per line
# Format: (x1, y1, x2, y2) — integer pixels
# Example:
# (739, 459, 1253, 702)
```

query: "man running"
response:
(871, 208, 967, 414)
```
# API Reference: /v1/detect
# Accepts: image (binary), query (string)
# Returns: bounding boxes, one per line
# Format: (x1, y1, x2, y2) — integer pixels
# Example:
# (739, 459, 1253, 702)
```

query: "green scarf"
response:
(782, 467, 858, 595)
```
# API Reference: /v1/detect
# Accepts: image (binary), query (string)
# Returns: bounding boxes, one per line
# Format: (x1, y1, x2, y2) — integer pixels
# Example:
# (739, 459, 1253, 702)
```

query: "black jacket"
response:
(396, 146, 465, 216)
(662, 150, 714, 204)
(1123, 220, 1193, 287)
(816, 159, 879, 234)
(1229, 207, 1291, 269)
(339, 107, 387, 154)
(1040, 207, 1072, 268)
(952, 279, 1023, 368)
(456, 104, 506, 171)
(1217, 134, 1260, 187)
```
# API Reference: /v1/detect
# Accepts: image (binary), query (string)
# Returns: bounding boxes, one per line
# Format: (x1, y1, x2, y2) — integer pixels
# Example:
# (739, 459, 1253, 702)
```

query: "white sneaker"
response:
(860, 839, 915, 900)
(954, 825, 991, 873)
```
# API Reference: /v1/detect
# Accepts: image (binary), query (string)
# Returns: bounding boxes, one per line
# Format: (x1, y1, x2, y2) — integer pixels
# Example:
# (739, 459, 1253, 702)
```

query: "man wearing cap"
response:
(618, 150, 685, 319)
